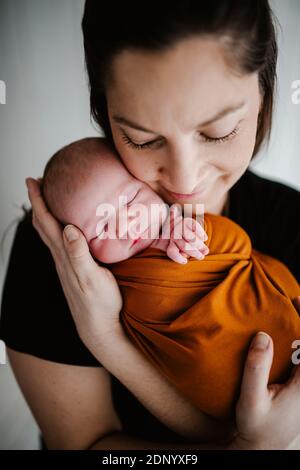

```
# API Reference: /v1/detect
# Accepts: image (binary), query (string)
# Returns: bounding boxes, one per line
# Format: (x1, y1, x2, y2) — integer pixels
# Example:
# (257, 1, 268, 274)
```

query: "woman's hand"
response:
(232, 325, 300, 450)
(25, 177, 123, 346)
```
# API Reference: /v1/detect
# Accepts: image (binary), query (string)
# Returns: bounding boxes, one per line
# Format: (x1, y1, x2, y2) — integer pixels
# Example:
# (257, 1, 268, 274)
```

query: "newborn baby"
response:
(42, 137, 209, 266)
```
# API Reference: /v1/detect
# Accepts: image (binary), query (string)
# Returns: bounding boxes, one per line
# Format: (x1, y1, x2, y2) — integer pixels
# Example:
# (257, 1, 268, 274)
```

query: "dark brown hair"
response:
(82, 0, 279, 158)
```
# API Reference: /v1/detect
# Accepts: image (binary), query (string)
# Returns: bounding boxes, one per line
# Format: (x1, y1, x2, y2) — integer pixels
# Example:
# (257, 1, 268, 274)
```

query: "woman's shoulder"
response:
(234, 168, 300, 201)
(0, 209, 102, 367)
(230, 169, 300, 281)
(7, 209, 49, 257)
(232, 168, 300, 227)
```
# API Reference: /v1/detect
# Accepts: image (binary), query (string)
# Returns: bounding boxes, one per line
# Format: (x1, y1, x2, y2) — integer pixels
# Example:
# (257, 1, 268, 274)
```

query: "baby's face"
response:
(65, 153, 168, 263)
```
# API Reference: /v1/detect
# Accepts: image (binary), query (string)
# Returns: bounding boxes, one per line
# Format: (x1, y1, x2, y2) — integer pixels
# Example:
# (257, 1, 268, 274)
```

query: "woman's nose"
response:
(162, 144, 205, 194)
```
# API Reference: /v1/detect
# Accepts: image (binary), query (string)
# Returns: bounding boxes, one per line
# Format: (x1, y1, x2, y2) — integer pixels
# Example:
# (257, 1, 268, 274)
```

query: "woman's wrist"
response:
(80, 316, 124, 353)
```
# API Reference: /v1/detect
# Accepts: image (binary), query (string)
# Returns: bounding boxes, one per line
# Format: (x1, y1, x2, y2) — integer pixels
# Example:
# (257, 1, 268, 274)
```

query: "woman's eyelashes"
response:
(120, 122, 242, 150)
(121, 131, 163, 150)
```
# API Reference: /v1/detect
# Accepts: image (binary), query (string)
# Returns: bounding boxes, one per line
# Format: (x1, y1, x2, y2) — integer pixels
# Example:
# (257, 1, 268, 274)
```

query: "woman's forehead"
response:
(106, 37, 257, 131)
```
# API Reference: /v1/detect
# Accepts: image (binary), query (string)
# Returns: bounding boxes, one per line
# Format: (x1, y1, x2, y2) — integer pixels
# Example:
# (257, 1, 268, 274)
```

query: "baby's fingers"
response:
(166, 241, 189, 264)
(183, 217, 208, 242)
(182, 227, 209, 253)
(176, 223, 209, 254)
(172, 238, 206, 260)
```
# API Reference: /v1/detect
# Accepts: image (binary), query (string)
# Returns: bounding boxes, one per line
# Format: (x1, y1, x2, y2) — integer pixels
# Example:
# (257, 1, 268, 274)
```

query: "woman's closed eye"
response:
(121, 130, 163, 150)
(120, 122, 242, 150)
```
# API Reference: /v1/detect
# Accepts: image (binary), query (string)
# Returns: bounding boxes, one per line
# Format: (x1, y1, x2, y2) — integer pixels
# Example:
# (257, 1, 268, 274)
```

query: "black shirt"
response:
(1, 168, 300, 445)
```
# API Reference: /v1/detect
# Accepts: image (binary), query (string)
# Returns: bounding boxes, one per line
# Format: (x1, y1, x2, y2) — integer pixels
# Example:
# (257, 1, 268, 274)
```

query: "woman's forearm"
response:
(86, 325, 234, 444)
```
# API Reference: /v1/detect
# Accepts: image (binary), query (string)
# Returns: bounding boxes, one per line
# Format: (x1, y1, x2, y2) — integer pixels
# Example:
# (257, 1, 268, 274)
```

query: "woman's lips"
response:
(165, 188, 205, 200)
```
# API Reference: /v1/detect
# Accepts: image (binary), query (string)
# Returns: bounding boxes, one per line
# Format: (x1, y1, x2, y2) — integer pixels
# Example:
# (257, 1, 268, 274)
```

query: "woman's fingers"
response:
(26, 177, 47, 218)
(238, 332, 273, 419)
(26, 177, 64, 256)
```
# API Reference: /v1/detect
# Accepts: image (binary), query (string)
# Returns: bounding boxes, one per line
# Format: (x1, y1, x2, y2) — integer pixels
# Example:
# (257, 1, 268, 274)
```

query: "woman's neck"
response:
(221, 192, 230, 217)
(208, 191, 230, 216)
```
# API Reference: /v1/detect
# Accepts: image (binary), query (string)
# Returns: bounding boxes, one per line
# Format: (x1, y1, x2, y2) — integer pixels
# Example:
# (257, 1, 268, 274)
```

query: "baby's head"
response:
(42, 137, 167, 263)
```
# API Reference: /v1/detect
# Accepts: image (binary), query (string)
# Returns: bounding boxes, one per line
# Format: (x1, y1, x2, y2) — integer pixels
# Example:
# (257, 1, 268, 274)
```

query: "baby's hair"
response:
(41, 136, 118, 225)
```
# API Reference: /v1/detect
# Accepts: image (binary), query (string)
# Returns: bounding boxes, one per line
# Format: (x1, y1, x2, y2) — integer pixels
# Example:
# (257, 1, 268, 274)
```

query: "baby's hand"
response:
(164, 205, 209, 264)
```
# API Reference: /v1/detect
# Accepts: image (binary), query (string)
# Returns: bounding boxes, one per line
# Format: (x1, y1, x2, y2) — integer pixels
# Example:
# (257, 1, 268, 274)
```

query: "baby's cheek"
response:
(89, 238, 130, 264)
(88, 241, 100, 262)
(89, 238, 108, 263)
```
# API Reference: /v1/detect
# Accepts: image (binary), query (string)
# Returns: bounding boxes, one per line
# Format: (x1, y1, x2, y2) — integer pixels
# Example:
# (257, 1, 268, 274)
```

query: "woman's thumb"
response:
(239, 332, 273, 408)
(63, 225, 94, 279)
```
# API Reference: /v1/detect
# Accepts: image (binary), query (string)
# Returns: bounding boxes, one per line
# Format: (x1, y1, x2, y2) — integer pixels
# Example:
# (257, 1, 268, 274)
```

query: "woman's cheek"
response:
(220, 125, 256, 174)
(113, 138, 154, 183)
(118, 153, 147, 182)
(233, 126, 257, 170)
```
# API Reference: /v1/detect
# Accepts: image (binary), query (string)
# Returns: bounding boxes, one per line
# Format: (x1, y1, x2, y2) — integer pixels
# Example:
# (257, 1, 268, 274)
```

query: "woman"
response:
(1, 0, 300, 450)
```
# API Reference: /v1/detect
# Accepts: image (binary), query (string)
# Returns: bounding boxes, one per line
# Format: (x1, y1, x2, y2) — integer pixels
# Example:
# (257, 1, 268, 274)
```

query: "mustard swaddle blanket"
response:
(107, 213, 300, 418)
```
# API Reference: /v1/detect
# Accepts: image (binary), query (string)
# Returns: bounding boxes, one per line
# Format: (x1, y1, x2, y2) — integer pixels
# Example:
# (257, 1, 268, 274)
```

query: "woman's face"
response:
(106, 37, 262, 215)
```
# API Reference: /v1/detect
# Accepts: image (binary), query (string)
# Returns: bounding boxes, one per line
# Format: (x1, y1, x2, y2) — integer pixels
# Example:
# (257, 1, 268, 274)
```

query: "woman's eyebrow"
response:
(112, 101, 246, 134)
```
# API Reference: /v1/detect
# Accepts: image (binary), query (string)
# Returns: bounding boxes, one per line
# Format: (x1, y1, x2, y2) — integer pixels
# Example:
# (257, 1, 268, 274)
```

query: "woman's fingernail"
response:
(251, 332, 270, 350)
(64, 225, 79, 242)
